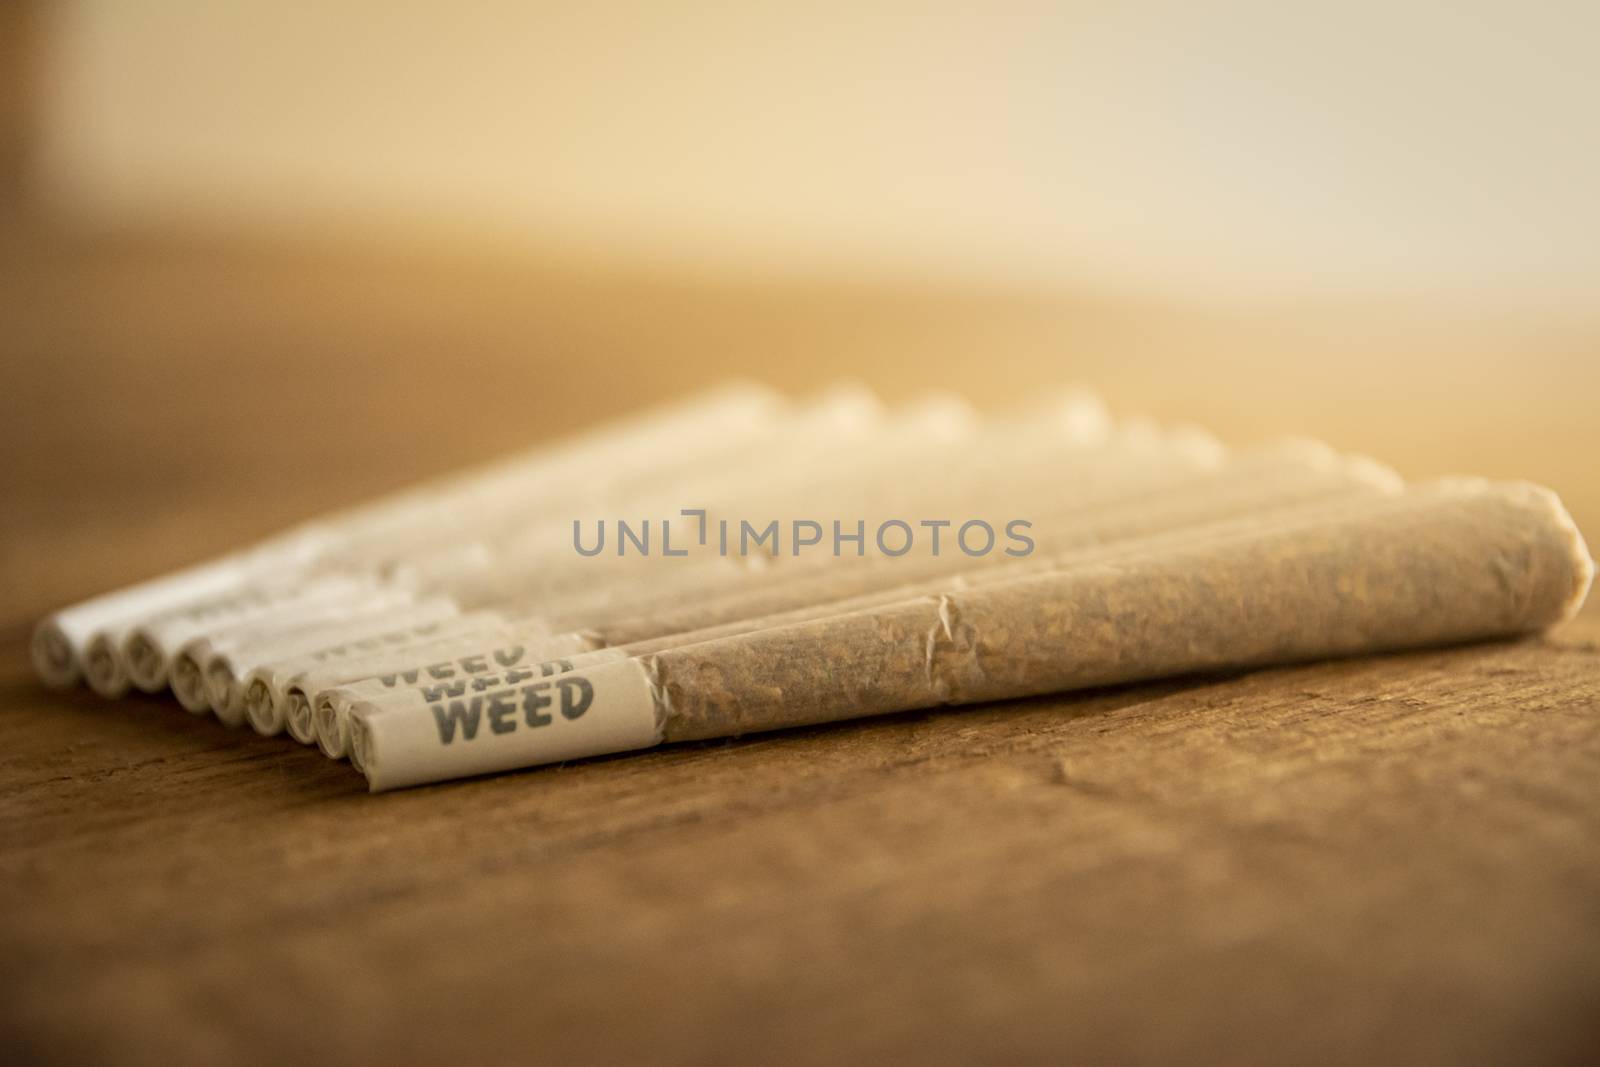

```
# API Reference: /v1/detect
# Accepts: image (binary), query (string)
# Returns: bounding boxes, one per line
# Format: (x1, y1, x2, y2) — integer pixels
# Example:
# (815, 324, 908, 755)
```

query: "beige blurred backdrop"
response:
(2, 1, 1598, 622)
(31, 0, 1600, 305)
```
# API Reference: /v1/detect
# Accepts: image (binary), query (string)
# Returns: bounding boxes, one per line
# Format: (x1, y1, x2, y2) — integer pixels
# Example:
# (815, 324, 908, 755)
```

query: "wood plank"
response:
(4, 624, 1597, 1064)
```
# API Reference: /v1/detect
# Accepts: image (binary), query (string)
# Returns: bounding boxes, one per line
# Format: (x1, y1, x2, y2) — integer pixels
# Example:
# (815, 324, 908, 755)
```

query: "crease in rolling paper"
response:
(352, 482, 1592, 792)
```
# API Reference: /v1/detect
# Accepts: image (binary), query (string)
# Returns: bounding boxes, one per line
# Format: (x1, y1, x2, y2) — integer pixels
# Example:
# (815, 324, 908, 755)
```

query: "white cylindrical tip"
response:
(218, 670, 267, 728)
(170, 650, 212, 713)
(123, 630, 172, 693)
(348, 707, 374, 778)
(315, 694, 347, 760)
(231, 679, 275, 731)
(244, 679, 286, 736)
(82, 634, 131, 698)
(30, 620, 80, 688)
(204, 661, 239, 717)
(285, 691, 318, 745)
(1521, 482, 1594, 624)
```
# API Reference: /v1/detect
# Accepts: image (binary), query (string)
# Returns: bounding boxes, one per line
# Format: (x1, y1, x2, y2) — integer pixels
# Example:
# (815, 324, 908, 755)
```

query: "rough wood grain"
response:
(2, 222, 1598, 1065)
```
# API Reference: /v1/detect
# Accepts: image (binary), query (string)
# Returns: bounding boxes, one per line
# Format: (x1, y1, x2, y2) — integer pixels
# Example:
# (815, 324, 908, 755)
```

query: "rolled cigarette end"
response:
(347, 712, 373, 776)
(209, 671, 268, 729)
(284, 689, 319, 745)
(353, 481, 1591, 791)
(118, 632, 178, 695)
(82, 633, 133, 698)
(1535, 483, 1596, 623)
(30, 619, 80, 688)
(224, 673, 281, 729)
(205, 659, 242, 718)
(217, 677, 258, 728)
(244, 677, 288, 736)
(169, 648, 212, 713)
(314, 693, 345, 758)
(316, 689, 376, 759)
(122, 629, 173, 694)
(228, 676, 282, 731)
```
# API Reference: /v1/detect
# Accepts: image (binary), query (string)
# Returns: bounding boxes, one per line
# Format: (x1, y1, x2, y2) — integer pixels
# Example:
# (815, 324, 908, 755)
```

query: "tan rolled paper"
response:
(352, 481, 1592, 791)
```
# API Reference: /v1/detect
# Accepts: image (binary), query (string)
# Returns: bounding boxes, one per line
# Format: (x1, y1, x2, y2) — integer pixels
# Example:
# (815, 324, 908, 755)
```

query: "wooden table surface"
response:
(3, 218, 1598, 1065)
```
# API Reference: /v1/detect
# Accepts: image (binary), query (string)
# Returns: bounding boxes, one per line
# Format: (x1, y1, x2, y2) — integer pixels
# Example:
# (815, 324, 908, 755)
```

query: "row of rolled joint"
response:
(32, 382, 1594, 791)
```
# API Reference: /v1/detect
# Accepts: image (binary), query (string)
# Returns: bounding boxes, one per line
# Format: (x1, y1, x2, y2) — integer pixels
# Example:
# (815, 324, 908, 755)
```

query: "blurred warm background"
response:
(3, 1, 1598, 623)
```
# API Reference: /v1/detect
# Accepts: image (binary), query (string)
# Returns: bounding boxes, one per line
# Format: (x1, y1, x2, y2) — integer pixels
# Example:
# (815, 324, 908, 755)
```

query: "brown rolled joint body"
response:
(649, 482, 1591, 742)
